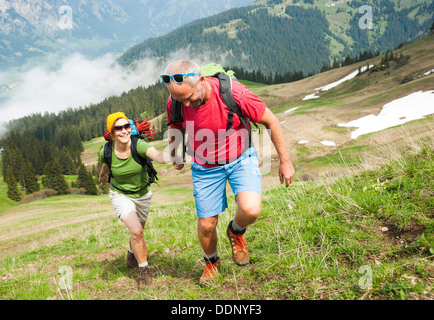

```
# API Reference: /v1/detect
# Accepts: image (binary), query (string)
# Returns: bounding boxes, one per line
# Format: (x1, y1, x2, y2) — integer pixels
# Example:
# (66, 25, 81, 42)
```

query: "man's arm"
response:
(257, 107, 295, 187)
(168, 127, 185, 170)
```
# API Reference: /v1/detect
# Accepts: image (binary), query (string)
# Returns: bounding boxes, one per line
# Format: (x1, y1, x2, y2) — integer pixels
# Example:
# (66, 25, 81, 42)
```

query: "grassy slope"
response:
(0, 36, 433, 300)
(0, 139, 432, 300)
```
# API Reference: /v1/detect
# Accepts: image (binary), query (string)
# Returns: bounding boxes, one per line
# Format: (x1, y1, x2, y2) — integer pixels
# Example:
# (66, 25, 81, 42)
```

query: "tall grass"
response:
(0, 133, 432, 300)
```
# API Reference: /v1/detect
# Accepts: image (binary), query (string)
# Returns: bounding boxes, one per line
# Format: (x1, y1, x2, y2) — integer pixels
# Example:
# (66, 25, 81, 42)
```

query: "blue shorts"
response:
(191, 147, 262, 218)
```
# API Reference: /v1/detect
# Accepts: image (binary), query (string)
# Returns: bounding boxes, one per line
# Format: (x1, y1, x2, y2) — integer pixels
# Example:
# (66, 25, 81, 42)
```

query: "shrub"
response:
(19, 189, 58, 204)
(69, 187, 87, 195)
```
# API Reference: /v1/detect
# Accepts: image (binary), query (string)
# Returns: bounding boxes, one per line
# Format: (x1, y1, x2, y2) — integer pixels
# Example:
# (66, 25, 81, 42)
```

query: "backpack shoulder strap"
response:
(130, 136, 147, 167)
(104, 141, 113, 169)
(214, 72, 250, 132)
(131, 136, 159, 184)
(103, 141, 114, 182)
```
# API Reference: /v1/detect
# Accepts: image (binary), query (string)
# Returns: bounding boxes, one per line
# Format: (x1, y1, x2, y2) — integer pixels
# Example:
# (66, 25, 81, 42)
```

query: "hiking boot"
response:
(199, 258, 220, 286)
(126, 251, 138, 268)
(138, 266, 152, 289)
(226, 224, 249, 266)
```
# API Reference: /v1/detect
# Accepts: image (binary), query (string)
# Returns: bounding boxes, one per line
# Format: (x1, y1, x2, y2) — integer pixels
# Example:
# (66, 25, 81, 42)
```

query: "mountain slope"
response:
(0, 0, 256, 69)
(1, 34, 434, 297)
(119, 0, 433, 75)
(254, 33, 434, 181)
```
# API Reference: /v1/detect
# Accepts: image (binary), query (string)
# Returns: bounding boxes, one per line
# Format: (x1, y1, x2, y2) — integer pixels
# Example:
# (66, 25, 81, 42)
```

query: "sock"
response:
(204, 250, 219, 264)
(138, 261, 148, 268)
(230, 219, 246, 235)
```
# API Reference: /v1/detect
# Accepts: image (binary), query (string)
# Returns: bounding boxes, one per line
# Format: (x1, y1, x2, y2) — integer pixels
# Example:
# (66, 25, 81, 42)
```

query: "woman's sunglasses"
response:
(160, 73, 201, 84)
(113, 123, 131, 131)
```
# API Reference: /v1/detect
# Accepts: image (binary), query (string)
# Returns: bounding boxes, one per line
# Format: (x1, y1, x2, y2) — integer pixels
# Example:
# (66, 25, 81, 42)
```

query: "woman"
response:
(99, 112, 181, 288)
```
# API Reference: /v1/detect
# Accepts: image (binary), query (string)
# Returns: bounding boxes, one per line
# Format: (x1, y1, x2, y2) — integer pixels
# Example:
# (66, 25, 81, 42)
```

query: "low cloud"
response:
(0, 52, 161, 124)
(0, 48, 225, 137)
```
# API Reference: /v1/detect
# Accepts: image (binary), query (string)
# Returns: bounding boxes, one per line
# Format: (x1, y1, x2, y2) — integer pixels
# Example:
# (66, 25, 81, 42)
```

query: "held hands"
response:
(172, 154, 184, 170)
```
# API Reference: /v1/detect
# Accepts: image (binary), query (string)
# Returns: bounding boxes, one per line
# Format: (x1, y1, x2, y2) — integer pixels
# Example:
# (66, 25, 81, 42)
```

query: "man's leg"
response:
(234, 191, 262, 229)
(226, 147, 262, 266)
(197, 215, 219, 256)
(226, 191, 261, 266)
(197, 215, 220, 286)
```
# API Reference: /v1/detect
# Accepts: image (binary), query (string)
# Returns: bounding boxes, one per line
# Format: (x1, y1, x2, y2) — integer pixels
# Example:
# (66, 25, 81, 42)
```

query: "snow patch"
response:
(302, 93, 320, 101)
(284, 107, 300, 113)
(337, 90, 434, 139)
(320, 140, 336, 146)
(303, 65, 373, 101)
(423, 69, 434, 76)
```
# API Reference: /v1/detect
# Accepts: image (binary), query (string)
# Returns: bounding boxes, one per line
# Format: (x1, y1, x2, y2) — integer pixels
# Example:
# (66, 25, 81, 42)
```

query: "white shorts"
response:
(109, 189, 152, 222)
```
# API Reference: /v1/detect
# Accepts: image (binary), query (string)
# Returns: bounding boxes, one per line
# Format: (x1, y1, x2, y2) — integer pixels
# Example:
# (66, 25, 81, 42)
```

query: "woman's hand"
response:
(99, 173, 109, 185)
(99, 163, 110, 185)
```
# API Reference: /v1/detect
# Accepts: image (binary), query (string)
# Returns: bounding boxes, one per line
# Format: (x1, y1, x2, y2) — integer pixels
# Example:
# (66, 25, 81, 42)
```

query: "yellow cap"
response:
(107, 112, 128, 132)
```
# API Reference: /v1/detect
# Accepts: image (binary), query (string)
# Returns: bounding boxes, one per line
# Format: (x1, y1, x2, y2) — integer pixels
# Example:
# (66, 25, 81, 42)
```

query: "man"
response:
(162, 60, 294, 285)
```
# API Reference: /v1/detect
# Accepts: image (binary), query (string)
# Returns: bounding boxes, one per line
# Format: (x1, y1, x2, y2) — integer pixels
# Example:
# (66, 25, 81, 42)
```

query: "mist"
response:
(0, 53, 162, 127)
(0, 48, 226, 137)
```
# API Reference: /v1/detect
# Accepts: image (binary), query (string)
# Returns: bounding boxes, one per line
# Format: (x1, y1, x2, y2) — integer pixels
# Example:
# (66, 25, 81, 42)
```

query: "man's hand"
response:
(279, 160, 295, 187)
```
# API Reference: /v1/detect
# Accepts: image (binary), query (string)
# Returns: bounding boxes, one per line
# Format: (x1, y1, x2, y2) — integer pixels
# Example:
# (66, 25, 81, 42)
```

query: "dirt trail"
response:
(0, 211, 113, 243)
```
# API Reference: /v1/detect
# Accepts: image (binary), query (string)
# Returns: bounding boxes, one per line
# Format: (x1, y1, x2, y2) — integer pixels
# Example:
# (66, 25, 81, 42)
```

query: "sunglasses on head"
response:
(113, 123, 131, 131)
(160, 73, 201, 84)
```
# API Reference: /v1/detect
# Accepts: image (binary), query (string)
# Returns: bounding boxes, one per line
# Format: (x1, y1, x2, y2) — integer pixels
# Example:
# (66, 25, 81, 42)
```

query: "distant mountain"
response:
(0, 0, 256, 69)
(119, 0, 434, 75)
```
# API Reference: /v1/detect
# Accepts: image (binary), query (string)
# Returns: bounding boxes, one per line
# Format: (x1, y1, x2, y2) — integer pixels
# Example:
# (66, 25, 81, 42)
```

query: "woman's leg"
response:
(123, 212, 147, 264)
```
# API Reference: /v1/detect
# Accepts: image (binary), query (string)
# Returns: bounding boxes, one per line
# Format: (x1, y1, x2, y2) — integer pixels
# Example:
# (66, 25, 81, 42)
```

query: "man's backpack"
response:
(103, 121, 158, 194)
(167, 70, 257, 164)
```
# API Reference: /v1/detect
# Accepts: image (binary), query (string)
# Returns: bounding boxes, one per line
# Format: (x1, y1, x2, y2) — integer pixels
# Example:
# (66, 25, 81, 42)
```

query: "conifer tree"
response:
(5, 167, 22, 202)
(60, 147, 76, 175)
(77, 163, 88, 189)
(44, 159, 69, 195)
(77, 163, 97, 195)
(24, 160, 40, 194)
(1, 146, 12, 179)
(85, 172, 98, 195)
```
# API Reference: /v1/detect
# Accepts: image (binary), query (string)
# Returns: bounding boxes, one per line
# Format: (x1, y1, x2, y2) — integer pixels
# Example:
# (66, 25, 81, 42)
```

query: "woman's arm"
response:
(146, 146, 183, 169)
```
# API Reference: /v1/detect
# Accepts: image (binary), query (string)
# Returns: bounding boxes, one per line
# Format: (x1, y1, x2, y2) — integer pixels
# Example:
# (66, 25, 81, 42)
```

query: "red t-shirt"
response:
(166, 77, 266, 167)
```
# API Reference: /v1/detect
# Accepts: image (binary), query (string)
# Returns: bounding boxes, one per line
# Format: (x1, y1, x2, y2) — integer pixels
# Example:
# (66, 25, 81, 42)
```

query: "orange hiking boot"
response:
(199, 258, 220, 286)
(226, 225, 249, 266)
